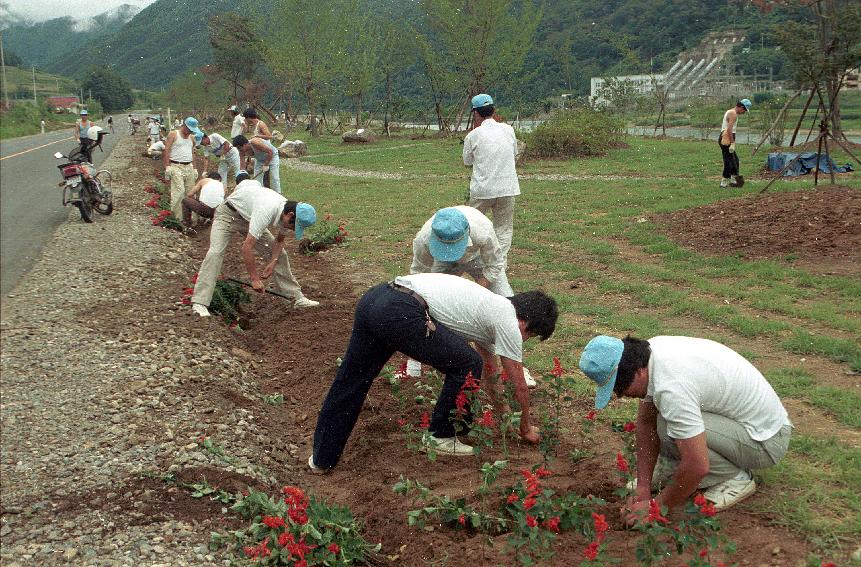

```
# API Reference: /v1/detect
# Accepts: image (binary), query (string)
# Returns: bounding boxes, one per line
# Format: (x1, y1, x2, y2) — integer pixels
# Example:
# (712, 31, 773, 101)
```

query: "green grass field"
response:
(273, 132, 860, 560)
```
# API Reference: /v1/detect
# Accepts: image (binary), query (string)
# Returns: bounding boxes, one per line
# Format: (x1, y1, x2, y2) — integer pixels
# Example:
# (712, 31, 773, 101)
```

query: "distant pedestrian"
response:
(40, 119, 45, 134)
(147, 118, 161, 146)
(74, 109, 96, 145)
(107, 115, 114, 133)
(228, 105, 246, 138)
(163, 117, 203, 219)
(463, 94, 520, 262)
(719, 99, 751, 188)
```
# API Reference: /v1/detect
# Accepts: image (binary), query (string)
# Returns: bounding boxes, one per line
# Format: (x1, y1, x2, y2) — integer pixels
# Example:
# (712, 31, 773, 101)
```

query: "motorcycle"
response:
(54, 130, 113, 223)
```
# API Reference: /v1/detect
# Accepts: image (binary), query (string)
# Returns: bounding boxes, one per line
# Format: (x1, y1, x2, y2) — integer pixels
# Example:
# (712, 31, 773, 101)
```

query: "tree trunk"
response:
(384, 71, 391, 137)
(355, 92, 363, 129)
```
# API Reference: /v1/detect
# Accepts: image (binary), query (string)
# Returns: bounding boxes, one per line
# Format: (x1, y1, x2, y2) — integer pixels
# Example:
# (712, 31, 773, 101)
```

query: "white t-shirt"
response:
(645, 336, 789, 441)
(203, 133, 229, 157)
(199, 179, 225, 208)
(226, 179, 287, 239)
(148, 140, 165, 152)
(411, 205, 506, 284)
(148, 122, 160, 135)
(463, 118, 521, 199)
(231, 114, 246, 138)
(393, 273, 522, 361)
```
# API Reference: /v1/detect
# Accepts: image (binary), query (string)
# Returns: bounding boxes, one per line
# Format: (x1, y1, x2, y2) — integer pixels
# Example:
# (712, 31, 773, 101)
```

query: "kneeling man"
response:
(579, 335, 791, 518)
(310, 273, 558, 473)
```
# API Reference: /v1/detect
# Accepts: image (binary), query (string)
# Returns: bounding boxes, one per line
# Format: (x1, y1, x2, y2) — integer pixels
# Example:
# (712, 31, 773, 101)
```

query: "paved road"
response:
(0, 121, 125, 297)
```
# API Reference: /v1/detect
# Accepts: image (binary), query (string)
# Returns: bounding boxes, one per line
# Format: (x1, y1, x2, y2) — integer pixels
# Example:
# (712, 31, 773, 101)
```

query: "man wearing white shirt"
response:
(228, 105, 246, 138)
(147, 118, 161, 145)
(181, 172, 225, 229)
(190, 171, 320, 316)
(199, 131, 241, 189)
(579, 335, 791, 520)
(309, 273, 558, 473)
(463, 93, 520, 259)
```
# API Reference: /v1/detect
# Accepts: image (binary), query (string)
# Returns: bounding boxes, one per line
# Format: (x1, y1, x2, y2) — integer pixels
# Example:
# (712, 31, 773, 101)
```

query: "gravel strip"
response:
(0, 136, 278, 566)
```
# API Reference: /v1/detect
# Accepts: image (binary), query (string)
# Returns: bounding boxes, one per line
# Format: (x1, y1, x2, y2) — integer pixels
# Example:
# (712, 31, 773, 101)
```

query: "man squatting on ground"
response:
(190, 171, 320, 317)
(199, 131, 242, 190)
(181, 172, 225, 229)
(163, 117, 203, 219)
(233, 134, 281, 195)
(404, 206, 538, 385)
(309, 272, 559, 473)
(463, 93, 520, 261)
(579, 335, 791, 521)
(719, 98, 751, 188)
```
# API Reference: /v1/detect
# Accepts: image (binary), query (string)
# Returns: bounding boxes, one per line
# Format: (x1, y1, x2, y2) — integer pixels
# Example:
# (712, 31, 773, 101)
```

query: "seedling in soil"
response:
(183, 478, 238, 505)
(262, 393, 285, 406)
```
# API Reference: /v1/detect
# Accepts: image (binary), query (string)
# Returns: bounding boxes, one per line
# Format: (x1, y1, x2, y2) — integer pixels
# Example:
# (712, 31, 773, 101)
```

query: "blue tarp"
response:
(767, 152, 854, 176)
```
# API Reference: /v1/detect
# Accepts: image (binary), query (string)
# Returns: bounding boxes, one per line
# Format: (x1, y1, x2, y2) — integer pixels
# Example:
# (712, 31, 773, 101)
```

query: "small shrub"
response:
(524, 110, 624, 158)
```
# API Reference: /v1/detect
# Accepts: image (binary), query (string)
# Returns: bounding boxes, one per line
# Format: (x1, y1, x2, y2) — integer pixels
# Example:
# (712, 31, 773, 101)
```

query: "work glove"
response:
(164, 166, 172, 181)
(258, 164, 270, 175)
(728, 143, 736, 154)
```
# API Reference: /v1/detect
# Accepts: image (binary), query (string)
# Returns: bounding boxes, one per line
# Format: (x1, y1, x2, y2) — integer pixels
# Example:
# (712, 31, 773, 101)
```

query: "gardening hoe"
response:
(228, 278, 293, 301)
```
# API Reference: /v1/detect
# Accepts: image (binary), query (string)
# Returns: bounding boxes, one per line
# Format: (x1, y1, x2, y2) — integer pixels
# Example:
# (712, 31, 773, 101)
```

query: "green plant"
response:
(212, 485, 381, 565)
(184, 478, 238, 505)
(263, 393, 285, 406)
(299, 216, 349, 254)
(209, 279, 251, 324)
(525, 109, 624, 158)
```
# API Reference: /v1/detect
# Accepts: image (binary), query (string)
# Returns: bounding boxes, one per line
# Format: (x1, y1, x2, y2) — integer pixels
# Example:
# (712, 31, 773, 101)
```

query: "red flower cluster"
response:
(623, 421, 636, 432)
(517, 466, 553, 528)
(551, 356, 564, 378)
(583, 511, 609, 561)
(328, 543, 340, 554)
(334, 224, 349, 244)
(585, 410, 597, 421)
(244, 537, 271, 559)
(458, 514, 467, 526)
(283, 485, 310, 524)
(454, 391, 468, 416)
(646, 498, 670, 524)
(525, 514, 538, 527)
(693, 493, 716, 517)
(542, 516, 561, 533)
(616, 452, 629, 473)
(152, 209, 172, 226)
(584, 540, 600, 561)
(477, 410, 495, 428)
(145, 197, 159, 208)
(143, 184, 159, 194)
(419, 412, 430, 429)
(506, 492, 519, 504)
(262, 515, 286, 529)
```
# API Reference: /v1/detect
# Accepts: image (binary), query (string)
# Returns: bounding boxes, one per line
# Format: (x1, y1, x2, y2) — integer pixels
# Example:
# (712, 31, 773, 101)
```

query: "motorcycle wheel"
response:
(91, 180, 113, 215)
(77, 186, 94, 223)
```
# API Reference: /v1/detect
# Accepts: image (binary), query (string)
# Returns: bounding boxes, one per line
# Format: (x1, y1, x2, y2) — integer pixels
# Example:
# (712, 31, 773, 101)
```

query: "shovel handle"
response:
(227, 277, 293, 300)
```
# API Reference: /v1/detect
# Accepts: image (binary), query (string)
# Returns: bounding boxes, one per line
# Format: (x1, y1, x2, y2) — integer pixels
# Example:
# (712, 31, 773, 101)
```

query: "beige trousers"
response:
(658, 413, 791, 488)
(167, 163, 196, 219)
(468, 196, 515, 260)
(191, 204, 303, 307)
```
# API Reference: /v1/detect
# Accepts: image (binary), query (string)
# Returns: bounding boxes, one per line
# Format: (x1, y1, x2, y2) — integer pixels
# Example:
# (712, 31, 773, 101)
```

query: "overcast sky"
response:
(4, 0, 155, 23)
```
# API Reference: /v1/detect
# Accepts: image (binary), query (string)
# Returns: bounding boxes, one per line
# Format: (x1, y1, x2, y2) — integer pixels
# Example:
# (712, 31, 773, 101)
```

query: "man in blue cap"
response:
(190, 170, 320, 316)
(719, 99, 751, 188)
(163, 116, 204, 219)
(463, 93, 520, 261)
(579, 334, 791, 521)
(309, 273, 558, 473)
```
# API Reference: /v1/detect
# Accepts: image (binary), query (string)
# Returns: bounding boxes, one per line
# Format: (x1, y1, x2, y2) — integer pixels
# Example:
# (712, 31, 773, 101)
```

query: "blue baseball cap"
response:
(194, 130, 205, 144)
(294, 202, 316, 240)
(184, 116, 203, 136)
(740, 98, 752, 111)
(428, 207, 469, 262)
(579, 335, 624, 409)
(471, 93, 493, 109)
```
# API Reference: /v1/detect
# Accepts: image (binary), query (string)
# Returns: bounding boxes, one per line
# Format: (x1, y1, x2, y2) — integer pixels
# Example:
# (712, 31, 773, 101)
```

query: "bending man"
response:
(310, 273, 558, 473)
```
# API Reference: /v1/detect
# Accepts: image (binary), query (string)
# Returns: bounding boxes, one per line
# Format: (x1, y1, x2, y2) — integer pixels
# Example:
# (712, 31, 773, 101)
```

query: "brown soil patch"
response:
(656, 185, 861, 275)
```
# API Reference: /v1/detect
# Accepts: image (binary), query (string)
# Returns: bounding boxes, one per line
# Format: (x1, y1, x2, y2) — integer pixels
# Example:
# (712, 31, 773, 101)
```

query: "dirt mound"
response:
(656, 185, 861, 272)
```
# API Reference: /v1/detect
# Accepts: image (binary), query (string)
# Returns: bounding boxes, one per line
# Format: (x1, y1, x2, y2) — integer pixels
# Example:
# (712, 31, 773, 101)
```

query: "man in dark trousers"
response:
(719, 99, 751, 188)
(309, 273, 558, 473)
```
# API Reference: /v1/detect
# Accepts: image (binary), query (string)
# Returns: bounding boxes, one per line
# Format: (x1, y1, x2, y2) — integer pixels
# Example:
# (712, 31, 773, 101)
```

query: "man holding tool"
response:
(190, 171, 320, 316)
(719, 99, 751, 188)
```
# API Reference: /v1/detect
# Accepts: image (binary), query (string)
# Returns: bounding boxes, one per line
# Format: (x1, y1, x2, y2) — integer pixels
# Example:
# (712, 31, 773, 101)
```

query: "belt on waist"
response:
(225, 201, 238, 213)
(388, 282, 436, 336)
(170, 160, 192, 165)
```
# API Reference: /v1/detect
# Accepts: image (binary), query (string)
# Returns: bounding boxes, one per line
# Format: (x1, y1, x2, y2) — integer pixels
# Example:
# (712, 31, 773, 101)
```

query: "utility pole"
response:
(32, 66, 37, 104)
(0, 31, 9, 109)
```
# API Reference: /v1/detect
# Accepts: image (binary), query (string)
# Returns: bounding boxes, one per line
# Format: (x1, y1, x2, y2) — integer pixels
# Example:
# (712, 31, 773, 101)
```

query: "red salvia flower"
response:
(647, 499, 670, 524)
(419, 412, 430, 429)
(693, 493, 707, 507)
(699, 549, 709, 558)
(328, 543, 340, 554)
(584, 541, 600, 561)
(592, 512, 609, 539)
(458, 514, 466, 526)
(523, 497, 537, 510)
(585, 410, 597, 421)
(191, 272, 199, 284)
(262, 515, 285, 529)
(454, 391, 468, 415)
(542, 516, 561, 532)
(552, 356, 564, 378)
(535, 465, 552, 478)
(288, 507, 309, 525)
(286, 538, 315, 559)
(477, 410, 495, 428)
(462, 371, 479, 392)
(397, 418, 407, 426)
(278, 532, 294, 547)
(525, 515, 538, 528)
(616, 452, 629, 473)
(623, 421, 636, 432)
(700, 500, 716, 517)
(506, 493, 519, 504)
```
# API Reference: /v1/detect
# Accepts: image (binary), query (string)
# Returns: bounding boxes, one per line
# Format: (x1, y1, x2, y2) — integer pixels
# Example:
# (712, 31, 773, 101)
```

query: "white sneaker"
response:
(523, 367, 537, 388)
(294, 296, 320, 308)
(428, 436, 473, 456)
(720, 177, 729, 188)
(702, 477, 756, 511)
(307, 455, 331, 475)
(192, 303, 210, 317)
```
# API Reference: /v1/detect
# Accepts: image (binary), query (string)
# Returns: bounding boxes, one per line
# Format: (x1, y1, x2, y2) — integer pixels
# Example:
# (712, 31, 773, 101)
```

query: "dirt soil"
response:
(655, 185, 861, 274)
